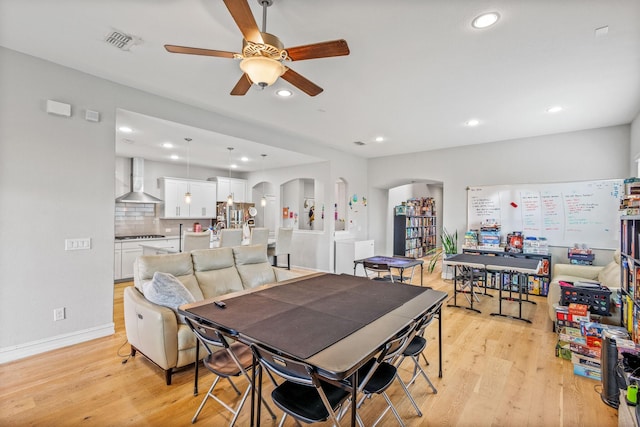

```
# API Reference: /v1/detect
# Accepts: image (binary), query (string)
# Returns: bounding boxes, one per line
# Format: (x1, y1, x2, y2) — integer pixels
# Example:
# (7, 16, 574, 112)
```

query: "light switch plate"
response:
(65, 238, 91, 251)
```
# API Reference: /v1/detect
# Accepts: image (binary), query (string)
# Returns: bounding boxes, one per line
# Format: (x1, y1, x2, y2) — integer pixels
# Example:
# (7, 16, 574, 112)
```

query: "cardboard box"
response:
(571, 353, 601, 369)
(570, 342, 601, 359)
(573, 364, 602, 381)
(568, 303, 589, 316)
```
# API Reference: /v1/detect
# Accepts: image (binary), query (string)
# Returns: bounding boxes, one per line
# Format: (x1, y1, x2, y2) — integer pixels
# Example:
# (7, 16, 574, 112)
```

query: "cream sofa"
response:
(547, 250, 621, 329)
(123, 244, 299, 384)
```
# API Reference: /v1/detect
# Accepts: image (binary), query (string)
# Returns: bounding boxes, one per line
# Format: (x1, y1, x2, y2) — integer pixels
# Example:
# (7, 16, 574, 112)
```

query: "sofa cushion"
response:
(143, 272, 196, 323)
(598, 261, 621, 289)
(191, 248, 244, 299)
(135, 252, 204, 301)
(233, 244, 277, 289)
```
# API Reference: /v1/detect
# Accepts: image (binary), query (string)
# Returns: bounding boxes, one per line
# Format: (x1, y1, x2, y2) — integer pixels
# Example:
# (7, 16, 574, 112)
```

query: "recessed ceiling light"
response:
(119, 126, 133, 133)
(546, 106, 563, 113)
(275, 89, 293, 97)
(472, 12, 500, 29)
(162, 142, 173, 149)
(375, 136, 384, 143)
(240, 156, 249, 162)
(231, 164, 238, 169)
(170, 154, 179, 160)
(465, 119, 480, 127)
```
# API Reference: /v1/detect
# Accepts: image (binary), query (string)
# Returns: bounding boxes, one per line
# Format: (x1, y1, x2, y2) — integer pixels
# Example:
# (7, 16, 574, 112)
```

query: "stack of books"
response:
(478, 219, 501, 250)
(568, 245, 594, 265)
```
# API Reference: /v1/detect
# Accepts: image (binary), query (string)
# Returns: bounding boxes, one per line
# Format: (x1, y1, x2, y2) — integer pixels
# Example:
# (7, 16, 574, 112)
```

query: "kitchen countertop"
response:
(139, 243, 180, 254)
(114, 236, 179, 242)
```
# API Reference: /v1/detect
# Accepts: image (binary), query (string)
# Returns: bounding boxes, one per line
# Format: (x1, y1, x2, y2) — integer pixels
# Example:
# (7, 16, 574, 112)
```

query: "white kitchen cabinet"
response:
(334, 239, 375, 275)
(189, 181, 217, 217)
(159, 177, 217, 219)
(120, 240, 143, 280)
(215, 177, 247, 203)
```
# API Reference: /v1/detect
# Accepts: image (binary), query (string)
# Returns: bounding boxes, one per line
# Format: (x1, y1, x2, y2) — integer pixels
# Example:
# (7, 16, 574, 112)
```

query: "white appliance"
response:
(335, 239, 374, 275)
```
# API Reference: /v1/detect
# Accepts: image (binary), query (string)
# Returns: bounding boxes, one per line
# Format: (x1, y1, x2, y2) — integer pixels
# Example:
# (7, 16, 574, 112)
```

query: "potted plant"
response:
(426, 228, 458, 277)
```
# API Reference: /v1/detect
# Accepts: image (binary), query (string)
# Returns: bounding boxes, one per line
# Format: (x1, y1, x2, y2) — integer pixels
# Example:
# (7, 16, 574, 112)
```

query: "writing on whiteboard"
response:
(467, 180, 623, 249)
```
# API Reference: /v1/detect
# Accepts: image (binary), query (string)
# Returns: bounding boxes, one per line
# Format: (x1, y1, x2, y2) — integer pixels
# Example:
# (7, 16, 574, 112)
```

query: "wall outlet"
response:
(53, 307, 65, 321)
(165, 228, 171, 233)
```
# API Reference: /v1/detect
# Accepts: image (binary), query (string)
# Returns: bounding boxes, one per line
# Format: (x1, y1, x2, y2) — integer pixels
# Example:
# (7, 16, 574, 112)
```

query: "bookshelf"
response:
(393, 197, 437, 258)
(620, 216, 640, 341)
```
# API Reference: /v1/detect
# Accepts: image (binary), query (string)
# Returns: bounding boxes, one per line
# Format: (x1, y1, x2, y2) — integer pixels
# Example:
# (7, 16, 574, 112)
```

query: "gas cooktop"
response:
(115, 234, 166, 241)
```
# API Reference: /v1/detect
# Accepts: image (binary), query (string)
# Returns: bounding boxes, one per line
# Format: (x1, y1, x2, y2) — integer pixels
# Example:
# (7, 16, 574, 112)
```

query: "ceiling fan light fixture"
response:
(240, 56, 285, 88)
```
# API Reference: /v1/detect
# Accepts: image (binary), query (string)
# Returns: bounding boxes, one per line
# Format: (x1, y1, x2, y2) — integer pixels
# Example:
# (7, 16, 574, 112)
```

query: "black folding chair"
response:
(342, 320, 420, 426)
(251, 342, 351, 426)
(363, 261, 395, 283)
(185, 317, 275, 425)
(393, 303, 442, 416)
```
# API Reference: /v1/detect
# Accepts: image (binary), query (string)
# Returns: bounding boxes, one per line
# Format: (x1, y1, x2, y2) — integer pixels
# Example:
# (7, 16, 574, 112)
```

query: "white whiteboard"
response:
(467, 179, 624, 249)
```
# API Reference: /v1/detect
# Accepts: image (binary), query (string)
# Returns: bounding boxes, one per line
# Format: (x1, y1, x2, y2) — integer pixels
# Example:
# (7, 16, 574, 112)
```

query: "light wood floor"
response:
(0, 262, 619, 426)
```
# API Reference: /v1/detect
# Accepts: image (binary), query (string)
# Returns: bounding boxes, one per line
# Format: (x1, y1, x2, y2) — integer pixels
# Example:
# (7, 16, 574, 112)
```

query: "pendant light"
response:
(260, 154, 267, 207)
(226, 147, 234, 206)
(184, 137, 192, 204)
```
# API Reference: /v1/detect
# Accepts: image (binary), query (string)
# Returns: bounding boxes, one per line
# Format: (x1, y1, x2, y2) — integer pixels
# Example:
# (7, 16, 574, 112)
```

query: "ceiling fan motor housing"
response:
(241, 32, 287, 60)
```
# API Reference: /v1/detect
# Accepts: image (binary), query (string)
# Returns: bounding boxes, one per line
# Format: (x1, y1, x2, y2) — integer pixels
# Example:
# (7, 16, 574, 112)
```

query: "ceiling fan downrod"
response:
(259, 0, 273, 33)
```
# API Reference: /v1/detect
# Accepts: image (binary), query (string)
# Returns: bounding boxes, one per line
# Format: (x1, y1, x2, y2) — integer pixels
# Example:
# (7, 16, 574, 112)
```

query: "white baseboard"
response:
(0, 323, 115, 364)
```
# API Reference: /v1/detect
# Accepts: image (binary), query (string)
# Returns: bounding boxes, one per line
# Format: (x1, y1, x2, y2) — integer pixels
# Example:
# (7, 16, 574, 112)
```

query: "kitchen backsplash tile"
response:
(114, 202, 214, 237)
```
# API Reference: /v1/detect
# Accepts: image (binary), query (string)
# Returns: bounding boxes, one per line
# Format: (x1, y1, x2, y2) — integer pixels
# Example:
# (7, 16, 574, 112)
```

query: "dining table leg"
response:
(351, 370, 358, 426)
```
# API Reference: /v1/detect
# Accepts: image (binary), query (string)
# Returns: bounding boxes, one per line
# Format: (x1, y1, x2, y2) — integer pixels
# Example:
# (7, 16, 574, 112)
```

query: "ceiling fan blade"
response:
(164, 45, 236, 58)
(230, 74, 252, 96)
(286, 39, 350, 61)
(223, 0, 263, 44)
(281, 67, 323, 97)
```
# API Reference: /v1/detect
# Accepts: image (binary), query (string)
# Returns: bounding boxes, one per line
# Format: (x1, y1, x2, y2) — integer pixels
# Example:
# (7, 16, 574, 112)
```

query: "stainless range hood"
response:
(115, 157, 163, 204)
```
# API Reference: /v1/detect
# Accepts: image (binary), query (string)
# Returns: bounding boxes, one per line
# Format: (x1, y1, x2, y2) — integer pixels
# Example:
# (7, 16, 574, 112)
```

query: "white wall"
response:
(0, 47, 367, 361)
(369, 125, 631, 257)
(632, 112, 640, 173)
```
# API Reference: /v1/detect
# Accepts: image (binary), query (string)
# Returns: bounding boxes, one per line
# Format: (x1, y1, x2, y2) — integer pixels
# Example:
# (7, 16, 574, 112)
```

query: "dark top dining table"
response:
(180, 272, 447, 426)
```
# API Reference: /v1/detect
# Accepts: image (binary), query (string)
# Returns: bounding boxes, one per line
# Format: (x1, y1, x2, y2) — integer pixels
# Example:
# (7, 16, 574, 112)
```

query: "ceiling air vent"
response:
(353, 141, 366, 146)
(105, 29, 142, 51)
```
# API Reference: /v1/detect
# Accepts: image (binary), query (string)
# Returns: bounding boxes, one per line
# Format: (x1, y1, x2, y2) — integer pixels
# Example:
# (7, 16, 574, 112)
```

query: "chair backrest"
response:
(182, 231, 211, 252)
(363, 261, 394, 282)
(356, 320, 417, 391)
(185, 316, 253, 376)
(219, 228, 243, 247)
(251, 343, 315, 386)
(250, 227, 270, 245)
(414, 300, 442, 335)
(184, 316, 227, 356)
(379, 320, 417, 362)
(274, 228, 293, 256)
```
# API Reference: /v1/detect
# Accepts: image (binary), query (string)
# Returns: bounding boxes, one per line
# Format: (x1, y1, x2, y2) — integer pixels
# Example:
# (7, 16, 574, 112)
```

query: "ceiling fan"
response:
(164, 0, 350, 96)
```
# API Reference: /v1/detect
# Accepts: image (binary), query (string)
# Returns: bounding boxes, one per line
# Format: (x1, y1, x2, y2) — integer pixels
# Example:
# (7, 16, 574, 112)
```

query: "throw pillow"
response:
(143, 272, 196, 323)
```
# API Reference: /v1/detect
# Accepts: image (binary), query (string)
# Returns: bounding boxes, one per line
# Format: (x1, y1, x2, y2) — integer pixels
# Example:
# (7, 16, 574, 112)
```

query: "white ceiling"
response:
(1, 0, 639, 171)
